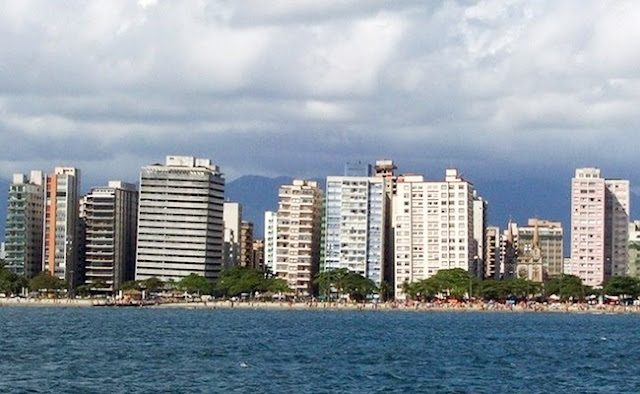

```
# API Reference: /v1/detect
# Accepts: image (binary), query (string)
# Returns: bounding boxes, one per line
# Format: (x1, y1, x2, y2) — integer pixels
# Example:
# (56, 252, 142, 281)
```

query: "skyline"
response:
(2, 1, 640, 246)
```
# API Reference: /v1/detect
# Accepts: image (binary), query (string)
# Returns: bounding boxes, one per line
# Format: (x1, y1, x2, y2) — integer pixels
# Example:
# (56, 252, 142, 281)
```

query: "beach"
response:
(2, 296, 639, 314)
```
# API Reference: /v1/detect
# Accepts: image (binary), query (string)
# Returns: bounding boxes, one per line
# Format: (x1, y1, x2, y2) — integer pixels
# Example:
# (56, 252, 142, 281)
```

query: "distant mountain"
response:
(226, 175, 295, 239)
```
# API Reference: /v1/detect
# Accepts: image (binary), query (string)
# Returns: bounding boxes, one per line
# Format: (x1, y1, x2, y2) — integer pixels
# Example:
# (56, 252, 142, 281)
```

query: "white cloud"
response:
(0, 0, 640, 185)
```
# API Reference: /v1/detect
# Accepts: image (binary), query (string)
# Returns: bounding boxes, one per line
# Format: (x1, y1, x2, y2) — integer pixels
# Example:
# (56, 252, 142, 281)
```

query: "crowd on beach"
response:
(2, 296, 640, 314)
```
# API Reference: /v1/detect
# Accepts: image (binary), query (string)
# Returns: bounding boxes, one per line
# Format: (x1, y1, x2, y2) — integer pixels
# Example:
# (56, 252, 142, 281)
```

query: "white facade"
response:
(570, 168, 629, 287)
(392, 169, 478, 299)
(223, 202, 242, 268)
(274, 180, 323, 295)
(472, 194, 487, 278)
(264, 211, 278, 273)
(324, 175, 385, 285)
(135, 156, 225, 282)
(44, 167, 81, 289)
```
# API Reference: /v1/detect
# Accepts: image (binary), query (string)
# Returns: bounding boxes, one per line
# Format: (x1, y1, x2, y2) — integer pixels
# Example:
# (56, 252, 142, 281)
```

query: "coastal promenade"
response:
(2, 297, 640, 314)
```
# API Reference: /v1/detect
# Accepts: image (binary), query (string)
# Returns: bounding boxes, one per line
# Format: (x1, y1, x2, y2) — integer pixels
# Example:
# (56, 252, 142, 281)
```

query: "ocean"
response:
(0, 307, 638, 393)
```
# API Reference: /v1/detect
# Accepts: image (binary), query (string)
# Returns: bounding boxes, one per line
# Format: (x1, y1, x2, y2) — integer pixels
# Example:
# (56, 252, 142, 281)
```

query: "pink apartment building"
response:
(570, 168, 629, 288)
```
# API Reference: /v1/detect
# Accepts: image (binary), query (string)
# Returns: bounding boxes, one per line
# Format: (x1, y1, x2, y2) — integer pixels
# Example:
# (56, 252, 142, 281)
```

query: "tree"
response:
(506, 277, 541, 299)
(478, 279, 510, 300)
(29, 271, 63, 292)
(313, 269, 376, 301)
(378, 280, 394, 302)
(216, 266, 268, 297)
(121, 280, 141, 291)
(178, 274, 213, 295)
(342, 272, 377, 302)
(545, 275, 586, 301)
(603, 276, 640, 298)
(143, 277, 164, 292)
(428, 268, 477, 300)
(0, 266, 27, 295)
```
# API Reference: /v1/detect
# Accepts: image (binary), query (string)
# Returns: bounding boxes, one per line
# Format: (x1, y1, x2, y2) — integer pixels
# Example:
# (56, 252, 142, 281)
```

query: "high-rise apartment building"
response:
(515, 219, 563, 281)
(240, 221, 254, 268)
(83, 181, 138, 293)
(570, 168, 629, 287)
(274, 180, 323, 296)
(223, 202, 242, 268)
(44, 167, 81, 290)
(392, 169, 480, 299)
(264, 211, 278, 273)
(4, 171, 44, 278)
(485, 226, 500, 279)
(135, 156, 225, 282)
(472, 194, 488, 279)
(324, 173, 385, 286)
(628, 221, 640, 278)
(252, 239, 265, 272)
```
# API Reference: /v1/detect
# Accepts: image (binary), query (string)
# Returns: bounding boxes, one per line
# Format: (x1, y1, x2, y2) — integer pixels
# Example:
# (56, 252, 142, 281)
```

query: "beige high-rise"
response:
(274, 180, 323, 296)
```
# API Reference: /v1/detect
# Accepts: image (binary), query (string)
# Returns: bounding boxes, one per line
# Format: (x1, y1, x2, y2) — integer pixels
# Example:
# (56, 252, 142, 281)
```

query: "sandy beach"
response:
(2, 297, 639, 314)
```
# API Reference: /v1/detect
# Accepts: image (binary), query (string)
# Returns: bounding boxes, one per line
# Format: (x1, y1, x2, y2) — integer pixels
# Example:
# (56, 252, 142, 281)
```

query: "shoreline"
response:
(1, 297, 638, 314)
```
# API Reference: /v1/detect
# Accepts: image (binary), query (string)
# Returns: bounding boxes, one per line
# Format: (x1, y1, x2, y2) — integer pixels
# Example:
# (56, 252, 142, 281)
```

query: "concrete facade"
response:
(83, 181, 138, 293)
(392, 169, 479, 299)
(44, 167, 81, 290)
(135, 156, 225, 282)
(223, 202, 242, 268)
(275, 180, 323, 296)
(264, 211, 278, 274)
(515, 219, 563, 281)
(324, 175, 385, 286)
(570, 168, 629, 287)
(4, 171, 44, 278)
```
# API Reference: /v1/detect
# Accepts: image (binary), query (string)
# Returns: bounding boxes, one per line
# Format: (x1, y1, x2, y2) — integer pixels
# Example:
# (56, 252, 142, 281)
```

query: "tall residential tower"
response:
(135, 156, 225, 282)
(44, 167, 81, 290)
(83, 181, 138, 293)
(570, 168, 629, 287)
(4, 171, 44, 278)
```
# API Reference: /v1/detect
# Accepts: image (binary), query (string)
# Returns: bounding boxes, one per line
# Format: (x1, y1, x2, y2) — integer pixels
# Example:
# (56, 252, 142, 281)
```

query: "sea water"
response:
(0, 307, 639, 393)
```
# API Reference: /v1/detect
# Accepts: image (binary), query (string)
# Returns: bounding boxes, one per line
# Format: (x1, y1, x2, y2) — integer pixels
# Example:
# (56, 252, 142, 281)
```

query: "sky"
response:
(2, 1, 640, 215)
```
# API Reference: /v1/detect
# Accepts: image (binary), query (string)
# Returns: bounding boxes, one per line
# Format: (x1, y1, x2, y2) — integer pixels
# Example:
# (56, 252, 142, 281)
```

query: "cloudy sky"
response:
(1, 0, 640, 194)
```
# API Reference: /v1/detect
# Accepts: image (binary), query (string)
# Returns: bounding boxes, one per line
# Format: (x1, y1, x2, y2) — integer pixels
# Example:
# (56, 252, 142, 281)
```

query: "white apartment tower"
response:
(570, 168, 629, 287)
(44, 167, 81, 290)
(392, 169, 479, 299)
(274, 180, 323, 296)
(135, 156, 225, 282)
(223, 202, 242, 268)
(264, 211, 278, 274)
(83, 181, 138, 293)
(4, 171, 45, 278)
(324, 173, 385, 285)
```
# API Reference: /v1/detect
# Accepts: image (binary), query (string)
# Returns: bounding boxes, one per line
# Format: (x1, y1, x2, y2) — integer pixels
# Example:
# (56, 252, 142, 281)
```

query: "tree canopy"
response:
(545, 275, 588, 301)
(216, 266, 291, 297)
(314, 268, 377, 302)
(602, 276, 640, 297)
(0, 265, 27, 295)
(178, 274, 213, 294)
(29, 271, 64, 292)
